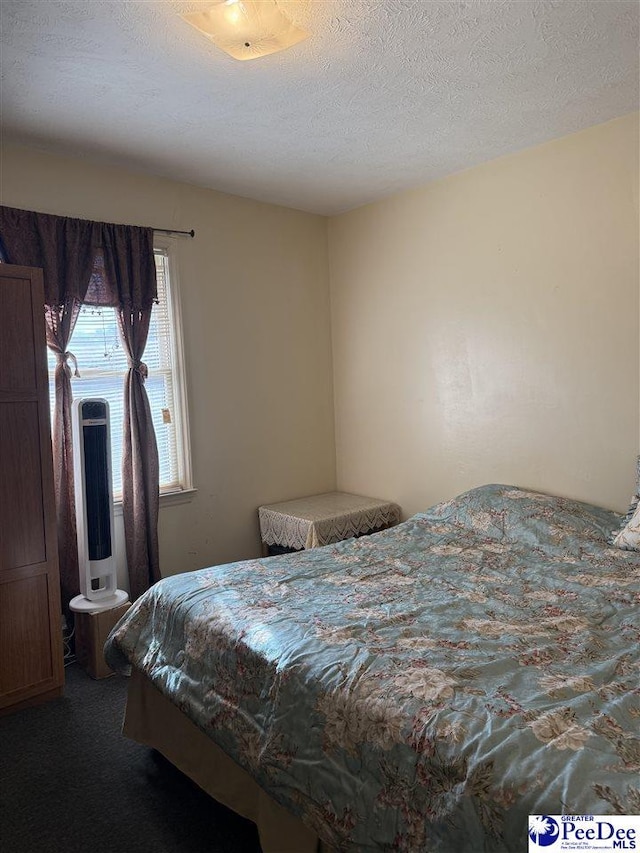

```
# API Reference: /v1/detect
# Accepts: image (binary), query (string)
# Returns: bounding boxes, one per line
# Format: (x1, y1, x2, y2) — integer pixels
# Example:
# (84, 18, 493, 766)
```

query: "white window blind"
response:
(47, 248, 188, 499)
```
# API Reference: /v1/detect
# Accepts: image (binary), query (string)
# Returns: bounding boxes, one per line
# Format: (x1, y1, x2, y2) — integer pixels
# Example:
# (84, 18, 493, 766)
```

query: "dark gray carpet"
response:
(0, 664, 261, 853)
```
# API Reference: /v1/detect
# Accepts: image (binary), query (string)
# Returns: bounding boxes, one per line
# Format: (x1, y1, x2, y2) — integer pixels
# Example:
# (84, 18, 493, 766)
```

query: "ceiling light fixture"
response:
(181, 0, 310, 62)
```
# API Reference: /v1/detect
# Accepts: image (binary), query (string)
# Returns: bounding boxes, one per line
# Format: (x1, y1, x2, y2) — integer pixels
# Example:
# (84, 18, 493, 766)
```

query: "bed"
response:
(105, 484, 640, 852)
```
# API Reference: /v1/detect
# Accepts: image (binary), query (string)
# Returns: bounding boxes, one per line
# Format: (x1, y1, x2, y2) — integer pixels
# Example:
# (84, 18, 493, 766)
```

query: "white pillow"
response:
(611, 496, 640, 551)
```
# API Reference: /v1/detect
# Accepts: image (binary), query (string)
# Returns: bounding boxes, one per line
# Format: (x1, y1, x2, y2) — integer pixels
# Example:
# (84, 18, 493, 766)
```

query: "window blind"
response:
(47, 249, 183, 498)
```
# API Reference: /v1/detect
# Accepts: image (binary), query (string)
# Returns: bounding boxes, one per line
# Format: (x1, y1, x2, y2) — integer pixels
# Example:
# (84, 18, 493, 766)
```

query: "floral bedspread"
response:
(105, 485, 640, 852)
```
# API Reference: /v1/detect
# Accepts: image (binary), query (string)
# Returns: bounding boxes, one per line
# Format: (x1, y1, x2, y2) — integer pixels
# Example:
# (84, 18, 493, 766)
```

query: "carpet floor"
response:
(0, 664, 261, 853)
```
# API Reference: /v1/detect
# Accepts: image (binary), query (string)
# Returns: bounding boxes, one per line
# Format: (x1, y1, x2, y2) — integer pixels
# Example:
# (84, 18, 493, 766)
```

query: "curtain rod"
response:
(153, 227, 195, 238)
(1, 206, 196, 238)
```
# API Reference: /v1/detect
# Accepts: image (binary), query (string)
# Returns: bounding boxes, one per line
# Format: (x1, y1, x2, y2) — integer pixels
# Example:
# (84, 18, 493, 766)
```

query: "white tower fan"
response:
(69, 398, 128, 612)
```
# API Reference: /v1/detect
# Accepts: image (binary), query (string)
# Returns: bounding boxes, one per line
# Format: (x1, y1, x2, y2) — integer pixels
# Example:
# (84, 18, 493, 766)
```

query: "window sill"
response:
(113, 487, 197, 516)
(160, 487, 198, 507)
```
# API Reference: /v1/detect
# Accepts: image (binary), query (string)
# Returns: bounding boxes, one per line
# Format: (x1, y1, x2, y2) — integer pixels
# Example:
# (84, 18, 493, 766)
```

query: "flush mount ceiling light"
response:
(181, 0, 310, 61)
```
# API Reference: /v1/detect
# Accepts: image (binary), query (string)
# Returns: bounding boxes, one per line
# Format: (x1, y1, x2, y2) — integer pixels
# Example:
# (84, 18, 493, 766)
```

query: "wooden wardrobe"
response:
(0, 263, 64, 712)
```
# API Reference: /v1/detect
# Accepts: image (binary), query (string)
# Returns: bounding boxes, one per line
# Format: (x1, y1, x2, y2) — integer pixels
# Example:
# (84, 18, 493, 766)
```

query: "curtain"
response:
(100, 224, 160, 599)
(0, 206, 159, 609)
(117, 308, 160, 599)
(45, 300, 83, 609)
(0, 208, 97, 609)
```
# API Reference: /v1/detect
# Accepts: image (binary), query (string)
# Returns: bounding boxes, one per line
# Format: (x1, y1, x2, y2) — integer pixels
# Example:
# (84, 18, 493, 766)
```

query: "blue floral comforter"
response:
(105, 485, 640, 851)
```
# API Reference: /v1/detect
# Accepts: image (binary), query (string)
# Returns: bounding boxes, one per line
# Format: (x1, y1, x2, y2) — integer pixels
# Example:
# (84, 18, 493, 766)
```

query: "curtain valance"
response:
(0, 206, 157, 310)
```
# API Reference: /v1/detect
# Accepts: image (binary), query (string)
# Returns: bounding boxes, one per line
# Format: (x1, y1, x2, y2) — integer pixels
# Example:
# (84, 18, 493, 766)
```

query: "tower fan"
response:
(69, 399, 128, 613)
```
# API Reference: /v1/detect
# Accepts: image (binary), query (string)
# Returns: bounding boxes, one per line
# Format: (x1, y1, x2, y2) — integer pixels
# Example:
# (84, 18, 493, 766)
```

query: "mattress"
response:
(105, 484, 640, 851)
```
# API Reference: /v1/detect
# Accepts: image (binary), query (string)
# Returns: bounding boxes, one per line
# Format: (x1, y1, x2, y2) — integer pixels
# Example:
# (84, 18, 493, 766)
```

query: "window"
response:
(47, 243, 191, 500)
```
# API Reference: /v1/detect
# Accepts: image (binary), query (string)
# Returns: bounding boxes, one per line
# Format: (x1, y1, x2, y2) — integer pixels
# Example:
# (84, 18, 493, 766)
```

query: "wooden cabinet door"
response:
(0, 264, 64, 710)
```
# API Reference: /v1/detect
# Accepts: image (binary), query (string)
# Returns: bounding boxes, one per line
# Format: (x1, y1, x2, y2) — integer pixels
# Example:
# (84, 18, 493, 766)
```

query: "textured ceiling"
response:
(1, 0, 638, 215)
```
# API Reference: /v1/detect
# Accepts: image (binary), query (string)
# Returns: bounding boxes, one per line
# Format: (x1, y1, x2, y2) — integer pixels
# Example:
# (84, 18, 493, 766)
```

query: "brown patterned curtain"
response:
(45, 300, 84, 609)
(102, 224, 161, 600)
(117, 308, 160, 599)
(0, 206, 159, 608)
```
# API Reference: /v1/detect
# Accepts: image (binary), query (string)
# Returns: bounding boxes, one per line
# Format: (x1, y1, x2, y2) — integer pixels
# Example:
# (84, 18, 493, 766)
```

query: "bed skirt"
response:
(123, 669, 333, 853)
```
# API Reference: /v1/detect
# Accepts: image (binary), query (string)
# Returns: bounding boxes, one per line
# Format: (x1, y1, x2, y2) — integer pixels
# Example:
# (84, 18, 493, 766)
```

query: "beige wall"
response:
(2, 111, 637, 588)
(1, 144, 336, 580)
(328, 113, 639, 516)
